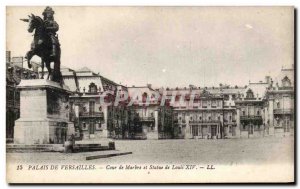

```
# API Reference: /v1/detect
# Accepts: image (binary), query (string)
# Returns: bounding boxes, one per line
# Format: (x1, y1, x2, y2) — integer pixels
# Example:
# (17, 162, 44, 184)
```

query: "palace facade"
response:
(165, 86, 244, 139)
(6, 51, 294, 141)
(63, 67, 175, 140)
(126, 86, 174, 139)
(265, 67, 294, 136)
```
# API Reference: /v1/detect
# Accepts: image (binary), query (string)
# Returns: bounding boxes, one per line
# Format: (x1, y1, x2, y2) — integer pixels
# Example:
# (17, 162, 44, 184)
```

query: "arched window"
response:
(246, 89, 254, 99)
(82, 122, 87, 130)
(242, 111, 246, 116)
(282, 76, 291, 87)
(142, 92, 148, 102)
(89, 83, 98, 93)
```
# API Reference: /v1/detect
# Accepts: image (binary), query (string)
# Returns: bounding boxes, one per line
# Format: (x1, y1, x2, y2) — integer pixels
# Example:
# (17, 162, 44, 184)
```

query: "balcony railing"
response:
(224, 119, 236, 123)
(278, 86, 293, 90)
(79, 112, 104, 118)
(240, 115, 262, 121)
(140, 117, 155, 122)
(273, 109, 294, 115)
(189, 120, 221, 124)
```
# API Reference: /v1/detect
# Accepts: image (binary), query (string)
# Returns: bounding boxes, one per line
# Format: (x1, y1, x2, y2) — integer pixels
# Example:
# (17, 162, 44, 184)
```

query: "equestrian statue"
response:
(20, 6, 62, 84)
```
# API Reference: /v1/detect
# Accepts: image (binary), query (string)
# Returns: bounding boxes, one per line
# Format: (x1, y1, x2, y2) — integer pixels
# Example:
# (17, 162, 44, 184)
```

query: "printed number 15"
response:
(17, 165, 23, 170)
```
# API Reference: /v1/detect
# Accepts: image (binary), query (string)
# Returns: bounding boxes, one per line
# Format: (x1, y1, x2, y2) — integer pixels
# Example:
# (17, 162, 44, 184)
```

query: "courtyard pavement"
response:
(7, 135, 294, 165)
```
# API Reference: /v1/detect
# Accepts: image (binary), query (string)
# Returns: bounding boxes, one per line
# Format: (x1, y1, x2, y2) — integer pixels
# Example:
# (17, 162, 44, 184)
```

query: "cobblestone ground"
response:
(7, 136, 294, 165)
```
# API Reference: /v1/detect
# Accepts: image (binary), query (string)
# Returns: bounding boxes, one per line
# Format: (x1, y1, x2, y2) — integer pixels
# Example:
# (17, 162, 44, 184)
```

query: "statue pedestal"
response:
(14, 79, 74, 144)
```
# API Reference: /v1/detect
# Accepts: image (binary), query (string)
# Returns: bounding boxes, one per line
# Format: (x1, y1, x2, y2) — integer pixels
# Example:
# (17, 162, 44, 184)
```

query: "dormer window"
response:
(224, 94, 229, 100)
(232, 94, 236, 100)
(282, 76, 291, 87)
(246, 89, 254, 99)
(89, 83, 98, 93)
(142, 92, 148, 102)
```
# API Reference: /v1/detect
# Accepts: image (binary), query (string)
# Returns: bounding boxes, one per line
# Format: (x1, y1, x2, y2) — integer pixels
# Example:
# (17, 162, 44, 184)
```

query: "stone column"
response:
(184, 116, 191, 139)
(154, 110, 159, 131)
(236, 108, 241, 138)
(268, 99, 274, 135)
(146, 110, 159, 140)
(102, 105, 109, 138)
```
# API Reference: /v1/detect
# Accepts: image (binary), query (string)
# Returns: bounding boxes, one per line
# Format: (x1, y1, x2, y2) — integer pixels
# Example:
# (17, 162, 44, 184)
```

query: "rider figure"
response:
(42, 6, 59, 57)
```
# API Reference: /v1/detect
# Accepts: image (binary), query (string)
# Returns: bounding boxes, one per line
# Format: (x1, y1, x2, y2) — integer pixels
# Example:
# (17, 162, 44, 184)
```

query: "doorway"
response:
(211, 126, 217, 137)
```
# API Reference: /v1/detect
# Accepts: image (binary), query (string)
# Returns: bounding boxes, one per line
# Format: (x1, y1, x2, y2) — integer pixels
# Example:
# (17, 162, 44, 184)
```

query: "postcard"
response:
(6, 6, 295, 183)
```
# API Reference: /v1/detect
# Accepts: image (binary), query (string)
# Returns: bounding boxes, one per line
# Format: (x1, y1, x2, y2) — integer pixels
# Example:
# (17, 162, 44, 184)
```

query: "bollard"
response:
(108, 141, 115, 150)
(64, 134, 75, 153)
(64, 140, 74, 153)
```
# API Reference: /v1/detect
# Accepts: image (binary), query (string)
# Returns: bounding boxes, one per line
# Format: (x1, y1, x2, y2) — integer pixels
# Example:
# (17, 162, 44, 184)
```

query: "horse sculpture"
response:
(21, 14, 62, 84)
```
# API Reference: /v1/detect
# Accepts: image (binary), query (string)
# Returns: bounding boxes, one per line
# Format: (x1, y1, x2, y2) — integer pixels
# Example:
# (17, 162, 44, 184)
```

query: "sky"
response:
(6, 6, 294, 88)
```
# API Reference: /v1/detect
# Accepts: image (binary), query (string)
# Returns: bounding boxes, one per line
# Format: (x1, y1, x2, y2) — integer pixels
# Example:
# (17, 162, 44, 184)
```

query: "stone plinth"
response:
(14, 79, 75, 144)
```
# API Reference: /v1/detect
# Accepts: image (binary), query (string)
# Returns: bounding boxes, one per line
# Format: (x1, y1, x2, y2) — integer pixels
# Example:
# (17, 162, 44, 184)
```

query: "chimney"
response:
(147, 83, 152, 89)
(6, 51, 11, 63)
(12, 57, 24, 68)
(265, 76, 271, 84)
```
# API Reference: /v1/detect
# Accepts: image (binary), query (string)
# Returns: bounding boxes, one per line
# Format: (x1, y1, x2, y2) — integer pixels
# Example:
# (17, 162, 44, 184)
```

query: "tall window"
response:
(89, 121, 95, 134)
(89, 101, 95, 114)
(82, 122, 87, 130)
(277, 119, 280, 125)
(202, 101, 207, 107)
(277, 102, 280, 109)
(211, 100, 217, 107)
(283, 96, 291, 109)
